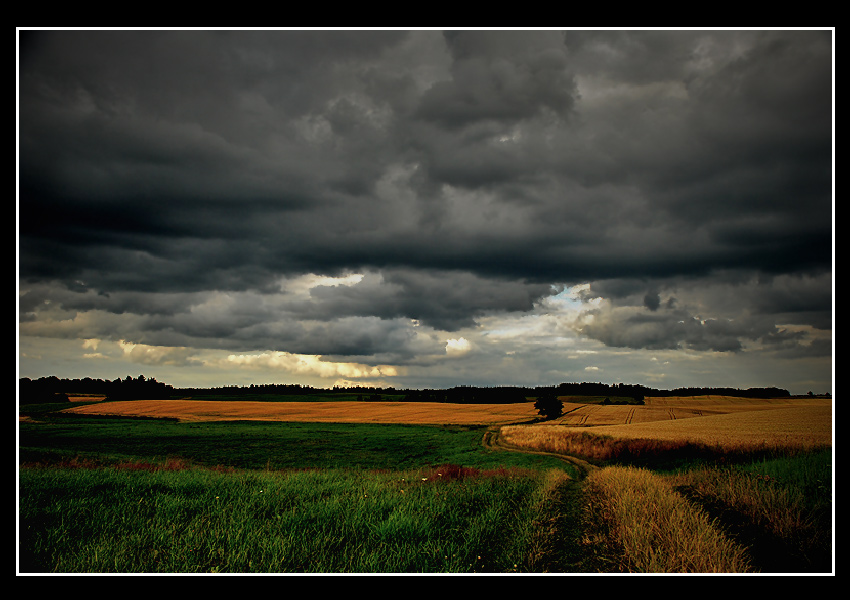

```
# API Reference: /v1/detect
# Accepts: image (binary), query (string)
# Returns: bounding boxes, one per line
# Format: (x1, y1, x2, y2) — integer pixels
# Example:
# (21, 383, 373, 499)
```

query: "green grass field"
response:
(19, 464, 553, 573)
(18, 411, 577, 573)
(19, 414, 572, 473)
(18, 402, 833, 574)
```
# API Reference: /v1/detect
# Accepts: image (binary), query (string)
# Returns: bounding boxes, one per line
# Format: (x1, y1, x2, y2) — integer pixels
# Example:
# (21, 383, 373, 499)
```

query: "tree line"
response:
(19, 374, 798, 405)
(179, 383, 319, 397)
(19, 375, 174, 404)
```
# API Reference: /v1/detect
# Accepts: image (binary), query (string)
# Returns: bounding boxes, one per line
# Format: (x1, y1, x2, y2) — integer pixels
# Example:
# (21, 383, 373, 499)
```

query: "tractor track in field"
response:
(481, 425, 610, 573)
(481, 425, 597, 481)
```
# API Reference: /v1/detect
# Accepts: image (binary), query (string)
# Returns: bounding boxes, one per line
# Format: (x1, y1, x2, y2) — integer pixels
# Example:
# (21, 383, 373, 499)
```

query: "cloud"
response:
(118, 340, 197, 367)
(21, 30, 832, 291)
(217, 351, 400, 380)
(306, 269, 556, 331)
(18, 30, 833, 393)
(415, 31, 577, 130)
(571, 271, 831, 355)
(445, 337, 471, 355)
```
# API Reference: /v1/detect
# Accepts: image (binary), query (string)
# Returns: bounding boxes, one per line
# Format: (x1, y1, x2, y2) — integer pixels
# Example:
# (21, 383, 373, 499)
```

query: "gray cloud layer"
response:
(18, 30, 833, 375)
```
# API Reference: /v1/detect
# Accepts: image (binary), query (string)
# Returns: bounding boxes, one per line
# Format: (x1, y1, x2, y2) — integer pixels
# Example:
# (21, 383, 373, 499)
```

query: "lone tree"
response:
(534, 392, 564, 420)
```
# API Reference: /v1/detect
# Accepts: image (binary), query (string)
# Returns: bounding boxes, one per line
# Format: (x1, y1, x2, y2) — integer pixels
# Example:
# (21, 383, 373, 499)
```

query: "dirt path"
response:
(482, 424, 606, 572)
(482, 425, 597, 480)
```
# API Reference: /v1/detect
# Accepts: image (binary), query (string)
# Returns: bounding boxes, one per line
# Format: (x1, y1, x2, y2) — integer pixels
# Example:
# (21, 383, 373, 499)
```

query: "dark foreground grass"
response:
(19, 463, 552, 573)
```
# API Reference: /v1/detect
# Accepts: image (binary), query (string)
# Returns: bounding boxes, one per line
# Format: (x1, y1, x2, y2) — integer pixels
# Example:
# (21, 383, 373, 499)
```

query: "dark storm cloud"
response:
(415, 30, 576, 129)
(575, 271, 832, 354)
(18, 29, 833, 361)
(306, 269, 555, 331)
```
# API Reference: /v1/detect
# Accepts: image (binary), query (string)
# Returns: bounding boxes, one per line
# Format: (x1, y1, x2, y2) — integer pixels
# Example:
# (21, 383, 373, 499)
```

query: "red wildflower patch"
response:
(420, 463, 535, 482)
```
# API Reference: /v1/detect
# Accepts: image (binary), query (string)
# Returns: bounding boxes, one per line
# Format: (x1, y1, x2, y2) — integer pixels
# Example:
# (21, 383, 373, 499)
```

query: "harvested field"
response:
(505, 401, 832, 456)
(555, 403, 715, 426)
(642, 395, 827, 410)
(584, 404, 832, 448)
(552, 396, 830, 427)
(58, 399, 540, 426)
(68, 395, 106, 403)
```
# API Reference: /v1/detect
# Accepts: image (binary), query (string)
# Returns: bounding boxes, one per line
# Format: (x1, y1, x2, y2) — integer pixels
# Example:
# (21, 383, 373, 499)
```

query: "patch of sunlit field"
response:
(553, 396, 831, 427)
(554, 403, 709, 426)
(585, 404, 832, 448)
(642, 395, 830, 411)
(59, 399, 540, 426)
(504, 400, 832, 458)
(67, 395, 107, 403)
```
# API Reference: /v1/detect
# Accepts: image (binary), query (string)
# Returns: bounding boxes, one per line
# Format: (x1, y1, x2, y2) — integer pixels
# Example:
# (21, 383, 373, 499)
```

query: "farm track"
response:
(482, 425, 597, 480)
(481, 425, 603, 572)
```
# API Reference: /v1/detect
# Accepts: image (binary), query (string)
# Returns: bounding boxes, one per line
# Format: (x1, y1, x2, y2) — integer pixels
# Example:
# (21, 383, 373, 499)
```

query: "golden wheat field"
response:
(58, 399, 541, 426)
(553, 396, 830, 427)
(57, 395, 833, 451)
(67, 395, 107, 403)
(583, 404, 832, 447)
(504, 396, 832, 452)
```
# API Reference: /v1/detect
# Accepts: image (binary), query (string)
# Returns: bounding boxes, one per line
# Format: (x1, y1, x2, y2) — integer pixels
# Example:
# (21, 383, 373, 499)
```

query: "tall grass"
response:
(581, 465, 753, 573)
(19, 462, 553, 573)
(501, 425, 726, 467)
(501, 424, 829, 468)
(668, 448, 832, 572)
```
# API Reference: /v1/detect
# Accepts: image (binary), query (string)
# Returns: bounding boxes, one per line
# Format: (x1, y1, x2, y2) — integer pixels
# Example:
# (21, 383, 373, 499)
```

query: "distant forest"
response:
(18, 375, 807, 405)
(19, 375, 174, 404)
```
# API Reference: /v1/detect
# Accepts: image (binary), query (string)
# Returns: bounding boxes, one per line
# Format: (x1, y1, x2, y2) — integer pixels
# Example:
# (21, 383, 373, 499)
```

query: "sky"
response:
(17, 29, 834, 394)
